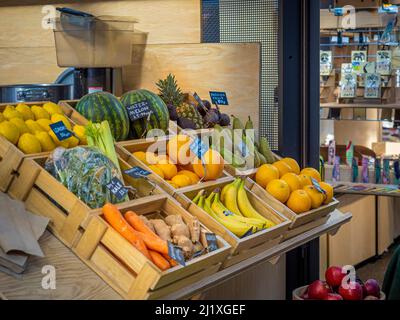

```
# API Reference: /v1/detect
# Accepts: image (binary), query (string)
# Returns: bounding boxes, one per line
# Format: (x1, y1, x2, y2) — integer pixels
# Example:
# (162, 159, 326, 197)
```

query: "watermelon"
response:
(76, 91, 129, 141)
(120, 89, 170, 139)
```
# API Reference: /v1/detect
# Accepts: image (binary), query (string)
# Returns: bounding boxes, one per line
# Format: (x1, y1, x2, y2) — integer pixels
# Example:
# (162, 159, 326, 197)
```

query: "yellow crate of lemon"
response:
(0, 101, 87, 192)
(116, 134, 233, 196)
(247, 157, 339, 229)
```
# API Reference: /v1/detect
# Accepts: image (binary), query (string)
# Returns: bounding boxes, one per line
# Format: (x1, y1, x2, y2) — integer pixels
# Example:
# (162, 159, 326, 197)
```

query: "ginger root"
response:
(139, 215, 155, 233)
(189, 218, 200, 243)
(171, 223, 190, 239)
(151, 219, 171, 241)
(174, 235, 194, 259)
(165, 215, 184, 227)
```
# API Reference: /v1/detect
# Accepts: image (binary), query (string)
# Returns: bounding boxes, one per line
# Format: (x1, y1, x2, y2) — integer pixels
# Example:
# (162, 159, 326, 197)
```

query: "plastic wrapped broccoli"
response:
(45, 146, 127, 209)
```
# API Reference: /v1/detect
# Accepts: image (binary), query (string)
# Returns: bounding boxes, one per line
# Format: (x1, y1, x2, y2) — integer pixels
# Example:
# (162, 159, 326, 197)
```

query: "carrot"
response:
(124, 211, 158, 238)
(149, 250, 170, 271)
(162, 253, 178, 267)
(102, 203, 151, 260)
(136, 231, 169, 255)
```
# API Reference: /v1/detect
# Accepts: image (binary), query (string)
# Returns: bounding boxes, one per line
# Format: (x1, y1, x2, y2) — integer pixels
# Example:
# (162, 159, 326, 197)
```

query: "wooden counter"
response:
(0, 210, 351, 300)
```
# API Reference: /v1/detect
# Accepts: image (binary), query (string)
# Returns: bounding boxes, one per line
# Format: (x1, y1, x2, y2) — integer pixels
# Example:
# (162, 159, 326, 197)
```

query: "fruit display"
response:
(76, 91, 130, 141)
(297, 265, 383, 300)
(156, 74, 230, 130)
(130, 134, 225, 189)
(103, 202, 219, 271)
(120, 89, 170, 139)
(0, 102, 86, 154)
(254, 157, 334, 214)
(210, 115, 275, 172)
(190, 178, 276, 238)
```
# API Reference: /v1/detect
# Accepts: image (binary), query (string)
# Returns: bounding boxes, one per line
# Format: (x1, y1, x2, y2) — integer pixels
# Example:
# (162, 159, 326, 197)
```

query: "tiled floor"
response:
(356, 240, 400, 284)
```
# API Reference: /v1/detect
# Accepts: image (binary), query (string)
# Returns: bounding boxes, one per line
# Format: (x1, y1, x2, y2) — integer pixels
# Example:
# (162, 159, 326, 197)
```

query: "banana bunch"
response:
(192, 178, 275, 238)
(211, 116, 275, 170)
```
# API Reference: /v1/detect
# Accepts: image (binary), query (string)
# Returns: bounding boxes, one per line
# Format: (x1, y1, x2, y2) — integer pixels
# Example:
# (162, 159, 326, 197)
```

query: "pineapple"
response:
(156, 74, 204, 129)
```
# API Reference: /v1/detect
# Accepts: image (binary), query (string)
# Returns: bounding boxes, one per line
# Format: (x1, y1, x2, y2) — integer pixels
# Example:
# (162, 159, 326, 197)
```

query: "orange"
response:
(287, 190, 312, 214)
(320, 181, 333, 205)
(156, 160, 178, 180)
(303, 185, 324, 209)
(300, 167, 322, 182)
(298, 174, 312, 187)
(179, 163, 195, 172)
(255, 164, 279, 188)
(133, 151, 147, 164)
(272, 160, 293, 178)
(171, 174, 192, 188)
(282, 157, 301, 175)
(266, 179, 291, 203)
(192, 149, 224, 181)
(166, 134, 195, 165)
(178, 170, 200, 184)
(148, 165, 164, 179)
(281, 173, 301, 193)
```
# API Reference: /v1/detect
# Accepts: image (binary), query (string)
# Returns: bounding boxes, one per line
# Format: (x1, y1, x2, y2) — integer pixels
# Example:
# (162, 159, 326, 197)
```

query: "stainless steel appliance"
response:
(0, 83, 72, 103)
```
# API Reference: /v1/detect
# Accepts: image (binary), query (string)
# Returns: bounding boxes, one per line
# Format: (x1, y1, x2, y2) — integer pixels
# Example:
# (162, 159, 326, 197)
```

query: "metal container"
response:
(0, 84, 72, 103)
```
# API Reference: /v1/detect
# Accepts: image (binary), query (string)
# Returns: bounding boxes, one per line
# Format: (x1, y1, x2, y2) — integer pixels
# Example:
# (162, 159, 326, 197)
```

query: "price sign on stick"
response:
(126, 100, 152, 121)
(167, 241, 186, 266)
(205, 233, 218, 252)
(190, 137, 209, 159)
(124, 167, 151, 179)
(106, 177, 128, 200)
(49, 121, 72, 141)
(209, 91, 229, 106)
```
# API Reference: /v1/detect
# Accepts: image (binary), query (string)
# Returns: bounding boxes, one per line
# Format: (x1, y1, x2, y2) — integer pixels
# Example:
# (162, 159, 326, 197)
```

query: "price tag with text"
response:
(49, 121, 72, 141)
(124, 166, 151, 179)
(205, 233, 218, 252)
(126, 100, 152, 121)
(311, 178, 326, 195)
(190, 137, 209, 159)
(168, 241, 186, 266)
(209, 91, 229, 105)
(106, 177, 128, 200)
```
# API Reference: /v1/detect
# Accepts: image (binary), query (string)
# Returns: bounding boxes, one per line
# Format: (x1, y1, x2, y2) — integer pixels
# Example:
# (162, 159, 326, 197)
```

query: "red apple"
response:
(338, 281, 363, 300)
(323, 293, 343, 300)
(308, 280, 330, 300)
(363, 279, 380, 298)
(325, 266, 346, 288)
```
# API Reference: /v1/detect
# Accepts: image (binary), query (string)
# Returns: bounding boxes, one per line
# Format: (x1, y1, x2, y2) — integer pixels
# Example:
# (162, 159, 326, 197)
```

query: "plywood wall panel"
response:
(124, 43, 261, 129)
(0, 1, 200, 48)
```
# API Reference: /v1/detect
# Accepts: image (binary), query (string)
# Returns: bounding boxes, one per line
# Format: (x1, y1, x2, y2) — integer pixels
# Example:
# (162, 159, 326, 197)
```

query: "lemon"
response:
(18, 133, 42, 154)
(35, 131, 56, 152)
(49, 130, 69, 148)
(31, 106, 50, 120)
(0, 113, 5, 123)
(15, 103, 34, 121)
(36, 119, 52, 132)
(25, 119, 44, 134)
(3, 107, 23, 120)
(72, 125, 87, 145)
(0, 121, 20, 144)
(171, 174, 191, 188)
(51, 114, 71, 130)
(9, 118, 29, 135)
(65, 135, 79, 148)
(43, 102, 63, 115)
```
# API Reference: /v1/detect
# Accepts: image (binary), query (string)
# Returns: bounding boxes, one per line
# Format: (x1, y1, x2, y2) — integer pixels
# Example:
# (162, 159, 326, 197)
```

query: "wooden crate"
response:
(116, 136, 233, 197)
(7, 154, 165, 247)
(246, 177, 339, 230)
(73, 194, 231, 300)
(174, 180, 291, 268)
(0, 101, 83, 192)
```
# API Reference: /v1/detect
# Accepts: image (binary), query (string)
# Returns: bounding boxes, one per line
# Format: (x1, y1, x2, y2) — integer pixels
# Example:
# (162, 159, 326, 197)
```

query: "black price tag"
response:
(106, 177, 128, 200)
(126, 100, 152, 121)
(205, 233, 218, 252)
(209, 91, 228, 105)
(124, 166, 151, 179)
(189, 137, 209, 159)
(311, 178, 326, 195)
(49, 121, 72, 141)
(167, 241, 186, 266)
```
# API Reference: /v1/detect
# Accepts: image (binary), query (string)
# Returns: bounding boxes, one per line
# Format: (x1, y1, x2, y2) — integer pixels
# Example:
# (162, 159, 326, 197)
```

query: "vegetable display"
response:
(45, 146, 126, 209)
